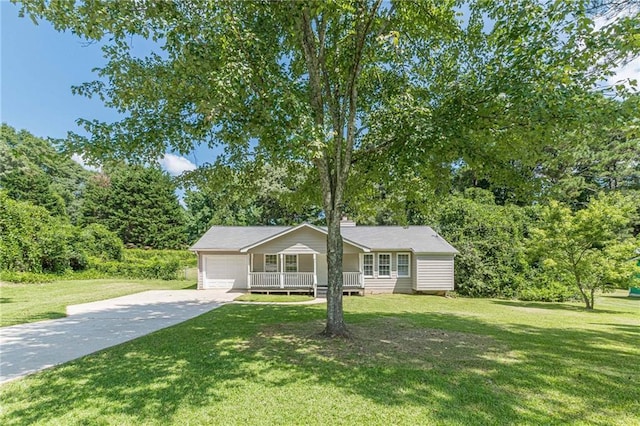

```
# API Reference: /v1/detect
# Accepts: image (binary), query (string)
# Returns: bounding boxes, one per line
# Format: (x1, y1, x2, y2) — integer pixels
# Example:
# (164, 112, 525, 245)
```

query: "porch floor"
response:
(248, 287, 364, 297)
(249, 288, 314, 296)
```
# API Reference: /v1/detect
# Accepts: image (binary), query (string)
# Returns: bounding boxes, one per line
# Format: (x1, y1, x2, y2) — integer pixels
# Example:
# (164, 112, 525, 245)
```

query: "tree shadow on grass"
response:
(1, 303, 638, 425)
(491, 300, 620, 314)
(602, 293, 640, 301)
(2, 311, 66, 327)
(596, 323, 640, 334)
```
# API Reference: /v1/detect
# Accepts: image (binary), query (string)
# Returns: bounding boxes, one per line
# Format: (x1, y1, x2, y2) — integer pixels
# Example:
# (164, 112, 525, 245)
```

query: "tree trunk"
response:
(573, 268, 593, 309)
(323, 208, 348, 337)
(577, 284, 592, 309)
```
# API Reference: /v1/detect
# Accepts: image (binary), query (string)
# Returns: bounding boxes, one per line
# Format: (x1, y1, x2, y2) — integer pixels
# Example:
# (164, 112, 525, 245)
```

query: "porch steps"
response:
(316, 286, 328, 298)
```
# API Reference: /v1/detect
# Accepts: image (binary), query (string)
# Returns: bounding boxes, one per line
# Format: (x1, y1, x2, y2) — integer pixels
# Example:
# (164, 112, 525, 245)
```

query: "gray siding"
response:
(363, 251, 413, 294)
(247, 227, 361, 254)
(414, 254, 454, 291)
(252, 254, 264, 272)
(315, 254, 360, 285)
(317, 254, 328, 285)
(299, 254, 315, 272)
(343, 253, 359, 272)
(363, 277, 412, 294)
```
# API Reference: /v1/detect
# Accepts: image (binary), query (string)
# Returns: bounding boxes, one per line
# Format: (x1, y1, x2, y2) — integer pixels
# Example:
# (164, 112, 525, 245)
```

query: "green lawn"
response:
(0, 279, 195, 326)
(1, 291, 638, 425)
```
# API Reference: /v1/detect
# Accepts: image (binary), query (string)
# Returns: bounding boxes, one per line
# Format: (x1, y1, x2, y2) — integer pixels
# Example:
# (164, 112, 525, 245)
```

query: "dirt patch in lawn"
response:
(253, 317, 514, 370)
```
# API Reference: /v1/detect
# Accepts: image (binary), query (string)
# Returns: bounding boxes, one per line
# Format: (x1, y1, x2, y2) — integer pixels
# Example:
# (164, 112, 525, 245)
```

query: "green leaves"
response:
(530, 193, 638, 309)
(80, 165, 187, 249)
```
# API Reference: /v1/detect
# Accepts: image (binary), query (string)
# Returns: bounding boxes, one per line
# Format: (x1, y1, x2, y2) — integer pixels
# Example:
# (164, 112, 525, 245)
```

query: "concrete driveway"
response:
(0, 290, 241, 384)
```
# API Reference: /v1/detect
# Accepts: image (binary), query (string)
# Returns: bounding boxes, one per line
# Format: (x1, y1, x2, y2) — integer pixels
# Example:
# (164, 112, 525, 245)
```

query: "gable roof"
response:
(238, 223, 370, 252)
(191, 224, 457, 254)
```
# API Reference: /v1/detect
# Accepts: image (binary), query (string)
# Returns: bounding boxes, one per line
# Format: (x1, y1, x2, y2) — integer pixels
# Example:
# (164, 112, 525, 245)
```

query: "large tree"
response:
(183, 162, 321, 242)
(0, 124, 90, 220)
(80, 165, 186, 249)
(16, 0, 638, 336)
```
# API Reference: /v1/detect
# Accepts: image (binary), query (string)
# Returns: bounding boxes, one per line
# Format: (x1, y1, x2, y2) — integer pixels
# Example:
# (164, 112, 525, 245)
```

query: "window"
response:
(285, 254, 298, 272)
(397, 253, 410, 277)
(378, 253, 391, 277)
(363, 254, 374, 277)
(265, 254, 278, 272)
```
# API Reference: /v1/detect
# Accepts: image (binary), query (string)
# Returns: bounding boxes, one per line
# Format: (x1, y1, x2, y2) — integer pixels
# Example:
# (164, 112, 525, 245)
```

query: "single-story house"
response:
(190, 221, 458, 297)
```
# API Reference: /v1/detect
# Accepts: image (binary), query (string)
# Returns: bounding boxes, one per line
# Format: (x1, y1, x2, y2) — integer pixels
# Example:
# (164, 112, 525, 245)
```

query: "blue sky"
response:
(0, 2, 201, 175)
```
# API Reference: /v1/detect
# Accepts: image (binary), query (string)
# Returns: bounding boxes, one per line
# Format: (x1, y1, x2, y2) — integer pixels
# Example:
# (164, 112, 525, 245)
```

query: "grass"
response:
(1, 290, 638, 425)
(0, 278, 195, 326)
(235, 293, 316, 302)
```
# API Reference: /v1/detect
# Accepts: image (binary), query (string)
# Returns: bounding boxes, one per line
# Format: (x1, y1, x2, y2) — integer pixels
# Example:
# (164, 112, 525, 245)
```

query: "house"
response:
(190, 221, 458, 297)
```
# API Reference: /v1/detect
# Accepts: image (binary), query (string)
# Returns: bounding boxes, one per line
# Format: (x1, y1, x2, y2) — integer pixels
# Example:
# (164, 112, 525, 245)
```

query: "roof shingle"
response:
(190, 224, 457, 254)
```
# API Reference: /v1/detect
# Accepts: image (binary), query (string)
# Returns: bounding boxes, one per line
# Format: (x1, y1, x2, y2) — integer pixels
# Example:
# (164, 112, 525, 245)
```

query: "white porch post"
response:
(248, 253, 253, 289)
(279, 253, 284, 289)
(359, 253, 364, 288)
(313, 253, 317, 287)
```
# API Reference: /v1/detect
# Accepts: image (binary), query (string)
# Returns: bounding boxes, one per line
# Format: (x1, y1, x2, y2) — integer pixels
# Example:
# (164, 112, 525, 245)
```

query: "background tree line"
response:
(0, 124, 189, 280)
(1, 104, 638, 306)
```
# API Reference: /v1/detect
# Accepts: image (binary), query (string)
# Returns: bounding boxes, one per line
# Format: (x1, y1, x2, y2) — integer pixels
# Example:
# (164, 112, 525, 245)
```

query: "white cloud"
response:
(606, 57, 640, 88)
(159, 153, 197, 176)
(71, 153, 100, 172)
(593, 7, 640, 90)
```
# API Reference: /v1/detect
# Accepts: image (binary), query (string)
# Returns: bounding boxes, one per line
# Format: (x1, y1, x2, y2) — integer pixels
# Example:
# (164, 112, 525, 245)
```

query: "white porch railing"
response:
(343, 272, 364, 288)
(284, 273, 315, 287)
(249, 272, 363, 289)
(249, 272, 281, 288)
(249, 272, 314, 288)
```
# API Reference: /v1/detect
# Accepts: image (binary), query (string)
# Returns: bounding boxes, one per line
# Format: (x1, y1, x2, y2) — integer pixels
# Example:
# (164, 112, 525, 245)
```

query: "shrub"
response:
(518, 281, 579, 302)
(0, 193, 75, 274)
(87, 257, 181, 280)
(80, 224, 124, 261)
(435, 189, 532, 298)
(0, 193, 127, 277)
(0, 192, 51, 273)
(124, 248, 196, 267)
(0, 271, 56, 283)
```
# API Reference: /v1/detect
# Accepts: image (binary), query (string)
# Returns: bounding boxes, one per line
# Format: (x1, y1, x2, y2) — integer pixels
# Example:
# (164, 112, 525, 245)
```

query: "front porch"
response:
(247, 253, 364, 296)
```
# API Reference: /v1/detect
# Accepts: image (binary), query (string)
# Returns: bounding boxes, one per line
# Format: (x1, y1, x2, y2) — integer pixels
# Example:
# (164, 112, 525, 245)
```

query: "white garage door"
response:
(203, 255, 247, 289)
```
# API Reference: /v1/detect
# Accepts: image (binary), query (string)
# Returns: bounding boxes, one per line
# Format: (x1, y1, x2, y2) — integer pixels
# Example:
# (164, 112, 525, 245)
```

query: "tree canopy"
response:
(0, 124, 90, 220)
(80, 165, 187, 249)
(529, 193, 639, 309)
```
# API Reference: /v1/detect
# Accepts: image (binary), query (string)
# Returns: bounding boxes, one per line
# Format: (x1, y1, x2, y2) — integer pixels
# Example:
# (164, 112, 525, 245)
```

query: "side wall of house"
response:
(414, 254, 455, 292)
(197, 252, 203, 289)
(363, 251, 413, 294)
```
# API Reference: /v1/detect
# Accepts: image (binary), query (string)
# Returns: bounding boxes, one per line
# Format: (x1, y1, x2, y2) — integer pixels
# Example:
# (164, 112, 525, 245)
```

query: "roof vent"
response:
(340, 216, 356, 227)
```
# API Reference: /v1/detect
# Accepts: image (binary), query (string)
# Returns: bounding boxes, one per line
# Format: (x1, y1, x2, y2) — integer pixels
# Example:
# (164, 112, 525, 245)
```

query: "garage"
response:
(202, 255, 247, 289)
